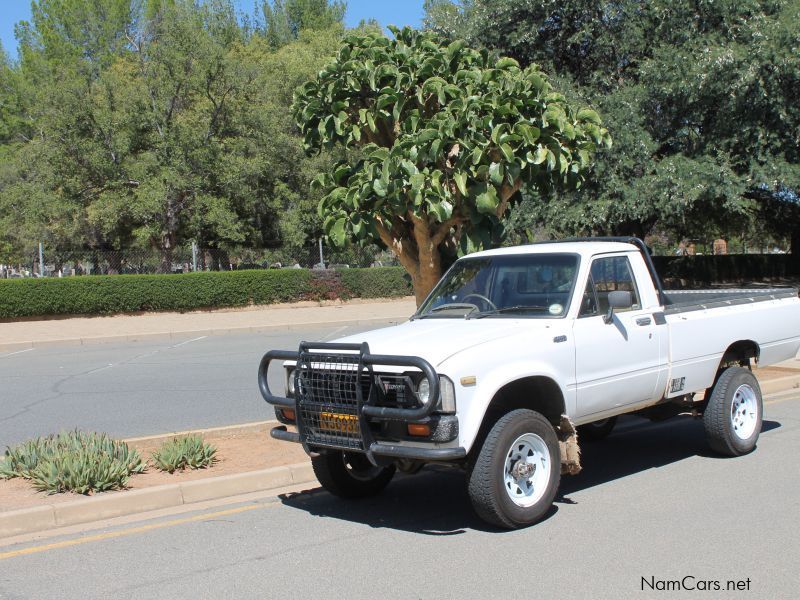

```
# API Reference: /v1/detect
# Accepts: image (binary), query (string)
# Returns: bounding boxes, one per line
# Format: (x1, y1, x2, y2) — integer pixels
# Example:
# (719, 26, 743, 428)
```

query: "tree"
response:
(261, 0, 345, 48)
(293, 27, 610, 303)
(425, 0, 800, 257)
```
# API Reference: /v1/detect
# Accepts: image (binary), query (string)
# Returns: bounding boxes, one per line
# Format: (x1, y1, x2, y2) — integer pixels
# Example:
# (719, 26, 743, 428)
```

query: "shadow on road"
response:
(279, 415, 781, 534)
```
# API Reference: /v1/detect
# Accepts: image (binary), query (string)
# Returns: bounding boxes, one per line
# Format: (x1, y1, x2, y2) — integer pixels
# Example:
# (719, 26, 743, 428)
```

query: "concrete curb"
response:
(0, 315, 406, 352)
(0, 462, 316, 539)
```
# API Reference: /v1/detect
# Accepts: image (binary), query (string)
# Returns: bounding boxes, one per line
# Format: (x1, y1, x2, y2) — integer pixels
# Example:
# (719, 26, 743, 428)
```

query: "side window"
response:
(583, 256, 641, 316)
(579, 275, 598, 317)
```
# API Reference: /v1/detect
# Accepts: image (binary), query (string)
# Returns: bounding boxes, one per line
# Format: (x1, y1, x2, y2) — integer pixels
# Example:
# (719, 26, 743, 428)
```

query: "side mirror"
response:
(604, 290, 633, 324)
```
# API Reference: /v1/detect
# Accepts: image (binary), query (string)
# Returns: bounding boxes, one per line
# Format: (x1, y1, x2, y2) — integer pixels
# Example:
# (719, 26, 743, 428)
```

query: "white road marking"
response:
(319, 326, 348, 342)
(86, 363, 115, 374)
(0, 348, 34, 358)
(170, 335, 207, 348)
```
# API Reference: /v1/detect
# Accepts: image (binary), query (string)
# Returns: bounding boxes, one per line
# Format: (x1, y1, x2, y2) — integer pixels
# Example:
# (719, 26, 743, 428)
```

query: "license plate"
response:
(318, 412, 359, 434)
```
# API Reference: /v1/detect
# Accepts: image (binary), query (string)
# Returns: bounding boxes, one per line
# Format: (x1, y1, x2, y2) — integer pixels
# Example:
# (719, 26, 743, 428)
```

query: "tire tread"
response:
(468, 409, 559, 529)
(703, 367, 762, 457)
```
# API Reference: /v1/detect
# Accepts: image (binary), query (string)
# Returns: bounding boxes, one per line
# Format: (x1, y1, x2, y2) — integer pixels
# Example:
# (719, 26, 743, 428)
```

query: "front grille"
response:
(296, 352, 366, 450)
(375, 374, 417, 408)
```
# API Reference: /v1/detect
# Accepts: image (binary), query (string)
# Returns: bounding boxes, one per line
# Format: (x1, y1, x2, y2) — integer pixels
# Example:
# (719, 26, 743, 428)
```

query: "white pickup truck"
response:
(259, 238, 800, 529)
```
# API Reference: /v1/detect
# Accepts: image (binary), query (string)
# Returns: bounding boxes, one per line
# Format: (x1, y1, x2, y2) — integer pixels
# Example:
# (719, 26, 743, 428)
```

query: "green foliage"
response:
(293, 26, 608, 299)
(337, 268, 412, 298)
(261, 0, 345, 48)
(425, 0, 800, 250)
(0, 430, 145, 495)
(150, 436, 217, 473)
(0, 270, 311, 317)
(0, 267, 410, 318)
(0, 1, 345, 268)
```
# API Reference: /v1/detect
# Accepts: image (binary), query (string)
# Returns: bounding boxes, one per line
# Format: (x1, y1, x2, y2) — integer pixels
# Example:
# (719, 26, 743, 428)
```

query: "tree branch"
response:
(431, 215, 463, 246)
(496, 178, 523, 217)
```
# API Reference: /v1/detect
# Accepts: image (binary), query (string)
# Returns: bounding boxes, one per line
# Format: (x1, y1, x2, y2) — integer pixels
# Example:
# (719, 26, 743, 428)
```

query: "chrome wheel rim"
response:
(503, 433, 551, 507)
(730, 384, 758, 440)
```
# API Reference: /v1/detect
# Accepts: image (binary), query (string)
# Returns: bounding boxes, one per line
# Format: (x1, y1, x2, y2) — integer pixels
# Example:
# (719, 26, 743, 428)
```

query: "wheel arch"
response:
(468, 375, 566, 456)
(720, 339, 760, 370)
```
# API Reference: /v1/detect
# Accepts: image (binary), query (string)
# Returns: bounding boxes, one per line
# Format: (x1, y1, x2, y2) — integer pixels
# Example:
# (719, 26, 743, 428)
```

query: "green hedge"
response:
(653, 254, 799, 287)
(337, 267, 412, 298)
(0, 268, 411, 319)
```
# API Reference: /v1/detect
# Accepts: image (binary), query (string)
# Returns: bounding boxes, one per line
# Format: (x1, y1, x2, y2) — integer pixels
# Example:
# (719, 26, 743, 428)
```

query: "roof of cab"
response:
(466, 240, 638, 259)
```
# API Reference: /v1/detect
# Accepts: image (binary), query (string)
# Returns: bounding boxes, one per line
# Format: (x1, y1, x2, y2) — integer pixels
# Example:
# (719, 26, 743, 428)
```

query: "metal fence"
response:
(0, 242, 399, 278)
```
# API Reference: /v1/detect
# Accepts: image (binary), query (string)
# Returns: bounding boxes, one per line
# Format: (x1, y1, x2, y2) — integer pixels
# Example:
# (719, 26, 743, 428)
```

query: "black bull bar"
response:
(258, 342, 466, 464)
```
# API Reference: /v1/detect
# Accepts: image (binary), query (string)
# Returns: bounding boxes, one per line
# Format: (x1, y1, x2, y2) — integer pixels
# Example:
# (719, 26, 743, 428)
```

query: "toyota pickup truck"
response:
(258, 237, 800, 529)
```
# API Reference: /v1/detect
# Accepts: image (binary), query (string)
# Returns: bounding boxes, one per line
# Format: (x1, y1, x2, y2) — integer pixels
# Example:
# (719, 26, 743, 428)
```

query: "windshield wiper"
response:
(466, 305, 550, 319)
(412, 303, 478, 320)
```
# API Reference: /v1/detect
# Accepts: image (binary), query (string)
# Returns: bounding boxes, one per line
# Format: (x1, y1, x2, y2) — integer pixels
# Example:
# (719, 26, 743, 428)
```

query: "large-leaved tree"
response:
(293, 27, 610, 303)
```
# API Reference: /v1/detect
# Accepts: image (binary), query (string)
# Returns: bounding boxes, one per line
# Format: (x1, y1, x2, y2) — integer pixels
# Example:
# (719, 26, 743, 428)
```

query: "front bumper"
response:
(259, 341, 466, 464)
(270, 425, 467, 461)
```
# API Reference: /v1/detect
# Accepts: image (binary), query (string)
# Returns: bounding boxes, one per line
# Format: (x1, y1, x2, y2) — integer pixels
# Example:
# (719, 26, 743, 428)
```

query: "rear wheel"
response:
(311, 451, 395, 499)
(468, 409, 560, 529)
(704, 367, 762, 456)
(577, 416, 617, 441)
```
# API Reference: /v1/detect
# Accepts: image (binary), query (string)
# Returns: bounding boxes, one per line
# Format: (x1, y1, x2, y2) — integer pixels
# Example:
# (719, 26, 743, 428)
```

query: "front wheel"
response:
(311, 451, 395, 499)
(704, 367, 763, 456)
(468, 409, 560, 529)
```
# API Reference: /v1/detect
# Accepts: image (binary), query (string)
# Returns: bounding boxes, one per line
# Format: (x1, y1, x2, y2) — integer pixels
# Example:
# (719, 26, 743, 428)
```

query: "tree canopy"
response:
(294, 26, 610, 302)
(0, 0, 344, 268)
(425, 0, 800, 259)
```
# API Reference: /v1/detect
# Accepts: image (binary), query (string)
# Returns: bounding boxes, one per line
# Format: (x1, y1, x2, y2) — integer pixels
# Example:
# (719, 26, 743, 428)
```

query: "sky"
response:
(0, 0, 425, 61)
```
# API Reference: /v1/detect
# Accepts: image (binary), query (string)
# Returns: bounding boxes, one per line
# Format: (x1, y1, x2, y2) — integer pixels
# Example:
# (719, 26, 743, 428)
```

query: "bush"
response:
(0, 267, 411, 319)
(150, 436, 217, 473)
(0, 430, 145, 495)
(338, 267, 412, 298)
(653, 254, 799, 287)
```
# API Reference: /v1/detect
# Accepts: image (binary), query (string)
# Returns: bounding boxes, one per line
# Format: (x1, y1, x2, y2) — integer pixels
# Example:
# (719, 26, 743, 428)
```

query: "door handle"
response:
(636, 317, 652, 326)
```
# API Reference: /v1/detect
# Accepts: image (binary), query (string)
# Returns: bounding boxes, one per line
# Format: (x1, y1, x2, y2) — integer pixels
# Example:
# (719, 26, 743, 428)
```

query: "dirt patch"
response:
(0, 424, 309, 513)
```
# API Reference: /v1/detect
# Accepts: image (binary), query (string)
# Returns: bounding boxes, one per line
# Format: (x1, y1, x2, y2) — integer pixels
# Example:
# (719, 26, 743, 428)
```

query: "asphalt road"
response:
(0, 323, 383, 447)
(1, 391, 798, 599)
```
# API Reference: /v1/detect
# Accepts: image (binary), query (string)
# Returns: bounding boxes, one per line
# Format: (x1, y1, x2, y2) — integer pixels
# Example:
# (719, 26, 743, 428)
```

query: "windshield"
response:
(415, 253, 579, 319)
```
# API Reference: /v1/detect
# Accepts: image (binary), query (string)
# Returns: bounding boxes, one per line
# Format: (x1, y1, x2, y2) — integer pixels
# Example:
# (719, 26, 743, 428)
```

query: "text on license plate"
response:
(319, 412, 359, 434)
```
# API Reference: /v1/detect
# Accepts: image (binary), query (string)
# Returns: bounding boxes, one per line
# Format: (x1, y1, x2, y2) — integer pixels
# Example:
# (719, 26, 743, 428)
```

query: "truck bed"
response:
(664, 288, 799, 314)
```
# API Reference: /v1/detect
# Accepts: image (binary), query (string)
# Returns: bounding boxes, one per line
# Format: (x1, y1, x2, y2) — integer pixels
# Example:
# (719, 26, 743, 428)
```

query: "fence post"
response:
(192, 241, 198, 272)
(38, 241, 44, 277)
(318, 238, 324, 268)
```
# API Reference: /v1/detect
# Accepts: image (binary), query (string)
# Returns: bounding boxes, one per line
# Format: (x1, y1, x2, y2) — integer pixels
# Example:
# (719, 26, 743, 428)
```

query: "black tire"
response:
(704, 367, 763, 457)
(577, 416, 617, 441)
(311, 451, 395, 499)
(467, 409, 560, 529)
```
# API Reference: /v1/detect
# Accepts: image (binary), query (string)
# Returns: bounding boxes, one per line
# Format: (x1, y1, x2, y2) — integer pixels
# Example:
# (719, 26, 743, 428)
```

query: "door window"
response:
(579, 256, 641, 317)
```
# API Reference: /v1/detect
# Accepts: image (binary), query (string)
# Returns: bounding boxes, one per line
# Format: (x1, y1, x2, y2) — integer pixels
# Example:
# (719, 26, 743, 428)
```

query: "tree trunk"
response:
(159, 194, 180, 274)
(159, 232, 175, 274)
(410, 259, 443, 306)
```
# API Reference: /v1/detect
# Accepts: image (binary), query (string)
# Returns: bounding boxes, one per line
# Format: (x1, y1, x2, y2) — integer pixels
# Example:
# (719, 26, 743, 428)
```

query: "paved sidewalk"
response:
(0, 297, 417, 352)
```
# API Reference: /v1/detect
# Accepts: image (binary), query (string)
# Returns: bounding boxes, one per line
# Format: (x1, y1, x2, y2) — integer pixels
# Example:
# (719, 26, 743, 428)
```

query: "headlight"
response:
(414, 375, 456, 414)
(286, 368, 296, 397)
(417, 377, 431, 405)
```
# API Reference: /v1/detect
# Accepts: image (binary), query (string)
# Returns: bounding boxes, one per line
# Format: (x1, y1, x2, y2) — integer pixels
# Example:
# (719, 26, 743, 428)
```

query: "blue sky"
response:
(0, 0, 425, 61)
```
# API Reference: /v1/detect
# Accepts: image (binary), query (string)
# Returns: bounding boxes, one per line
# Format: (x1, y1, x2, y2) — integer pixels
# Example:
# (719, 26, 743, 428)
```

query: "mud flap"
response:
(557, 415, 581, 475)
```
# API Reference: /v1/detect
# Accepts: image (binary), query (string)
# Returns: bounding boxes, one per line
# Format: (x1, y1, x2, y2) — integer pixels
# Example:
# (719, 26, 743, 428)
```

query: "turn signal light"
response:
(281, 409, 296, 421)
(407, 423, 431, 437)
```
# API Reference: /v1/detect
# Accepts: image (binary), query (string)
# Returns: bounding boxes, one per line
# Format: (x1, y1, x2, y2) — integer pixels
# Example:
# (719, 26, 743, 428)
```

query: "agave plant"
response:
(0, 430, 145, 494)
(151, 436, 218, 473)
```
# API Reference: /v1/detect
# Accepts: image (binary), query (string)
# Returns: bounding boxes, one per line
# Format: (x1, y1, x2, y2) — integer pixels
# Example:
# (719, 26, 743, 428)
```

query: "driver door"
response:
(572, 255, 663, 418)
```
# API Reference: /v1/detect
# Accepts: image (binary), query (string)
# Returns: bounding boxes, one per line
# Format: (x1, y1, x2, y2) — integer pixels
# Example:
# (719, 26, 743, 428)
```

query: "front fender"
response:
(453, 359, 575, 454)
